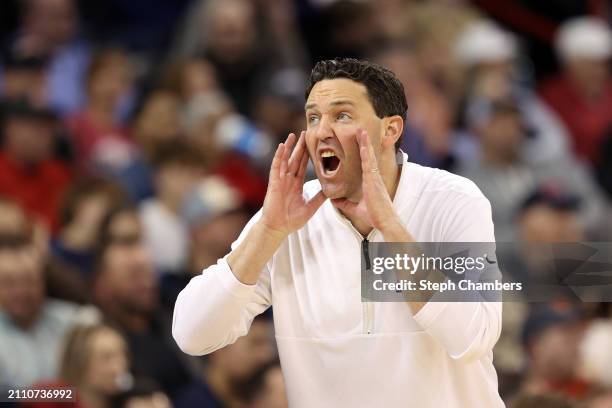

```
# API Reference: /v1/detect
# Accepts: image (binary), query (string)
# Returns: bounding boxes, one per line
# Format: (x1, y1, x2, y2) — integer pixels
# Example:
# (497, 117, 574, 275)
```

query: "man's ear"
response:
(381, 115, 403, 149)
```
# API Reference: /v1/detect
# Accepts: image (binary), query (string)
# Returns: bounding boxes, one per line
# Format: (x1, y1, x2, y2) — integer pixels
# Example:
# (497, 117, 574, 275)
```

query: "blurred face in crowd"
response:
(565, 57, 610, 98)
(252, 366, 288, 408)
(192, 210, 250, 264)
(106, 210, 143, 243)
(98, 243, 158, 315)
(134, 91, 182, 147)
(519, 206, 584, 243)
(3, 117, 55, 164)
(2, 67, 47, 106)
(0, 200, 29, 238)
(156, 163, 204, 207)
(83, 327, 130, 395)
(0, 247, 45, 329)
(305, 78, 392, 201)
(124, 392, 171, 408)
(212, 318, 274, 380)
(589, 392, 612, 408)
(186, 96, 233, 157)
(529, 322, 584, 383)
(64, 191, 116, 249)
(87, 51, 132, 107)
(475, 108, 523, 164)
(181, 59, 218, 100)
(24, 0, 77, 49)
(472, 63, 514, 100)
(205, 0, 256, 63)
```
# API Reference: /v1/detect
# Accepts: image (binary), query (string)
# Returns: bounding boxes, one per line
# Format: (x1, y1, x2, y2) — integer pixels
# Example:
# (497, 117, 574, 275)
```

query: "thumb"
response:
(305, 191, 327, 216)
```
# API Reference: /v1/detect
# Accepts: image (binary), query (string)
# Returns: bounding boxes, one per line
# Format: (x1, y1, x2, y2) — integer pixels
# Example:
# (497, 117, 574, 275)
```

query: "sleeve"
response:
(172, 210, 273, 356)
(413, 191, 502, 363)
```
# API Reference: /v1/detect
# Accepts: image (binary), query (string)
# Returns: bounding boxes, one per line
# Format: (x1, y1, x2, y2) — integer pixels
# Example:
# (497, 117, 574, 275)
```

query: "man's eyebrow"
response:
(304, 100, 355, 110)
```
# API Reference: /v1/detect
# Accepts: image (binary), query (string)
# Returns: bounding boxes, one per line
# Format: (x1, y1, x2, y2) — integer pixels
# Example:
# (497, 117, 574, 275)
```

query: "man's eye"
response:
(337, 113, 351, 121)
(308, 115, 320, 125)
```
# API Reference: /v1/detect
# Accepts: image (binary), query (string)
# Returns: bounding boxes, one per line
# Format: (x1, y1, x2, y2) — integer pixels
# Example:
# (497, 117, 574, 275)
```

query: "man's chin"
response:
(319, 181, 347, 200)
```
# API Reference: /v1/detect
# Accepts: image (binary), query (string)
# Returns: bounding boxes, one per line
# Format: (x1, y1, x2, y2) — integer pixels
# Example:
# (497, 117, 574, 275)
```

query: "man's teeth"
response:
(321, 151, 336, 158)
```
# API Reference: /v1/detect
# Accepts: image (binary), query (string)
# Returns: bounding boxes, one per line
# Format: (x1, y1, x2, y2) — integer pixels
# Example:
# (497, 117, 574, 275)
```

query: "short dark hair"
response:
(150, 140, 207, 170)
(305, 58, 408, 150)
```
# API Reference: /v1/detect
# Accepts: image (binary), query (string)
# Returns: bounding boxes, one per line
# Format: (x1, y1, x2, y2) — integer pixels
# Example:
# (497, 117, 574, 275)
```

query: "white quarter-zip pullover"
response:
(173, 154, 504, 407)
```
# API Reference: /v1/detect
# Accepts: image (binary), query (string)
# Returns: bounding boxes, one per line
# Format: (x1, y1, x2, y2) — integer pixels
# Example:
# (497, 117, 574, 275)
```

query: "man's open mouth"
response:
(321, 150, 340, 175)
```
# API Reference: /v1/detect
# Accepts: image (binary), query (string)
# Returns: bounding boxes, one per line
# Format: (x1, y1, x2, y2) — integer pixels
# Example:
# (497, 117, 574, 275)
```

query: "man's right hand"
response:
(227, 132, 326, 285)
(259, 131, 326, 238)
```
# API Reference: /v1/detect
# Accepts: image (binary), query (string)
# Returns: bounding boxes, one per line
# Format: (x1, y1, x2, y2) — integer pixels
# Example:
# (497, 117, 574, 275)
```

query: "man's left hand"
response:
(332, 129, 411, 241)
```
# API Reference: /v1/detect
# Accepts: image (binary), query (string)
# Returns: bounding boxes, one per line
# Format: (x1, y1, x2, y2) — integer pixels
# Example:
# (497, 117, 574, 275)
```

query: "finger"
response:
(279, 133, 295, 178)
(288, 131, 306, 175)
(296, 144, 310, 180)
(358, 129, 379, 176)
(269, 143, 284, 183)
(305, 191, 327, 216)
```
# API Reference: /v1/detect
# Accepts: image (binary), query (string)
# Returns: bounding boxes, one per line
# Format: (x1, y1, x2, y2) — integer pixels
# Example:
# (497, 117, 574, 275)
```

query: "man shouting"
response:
(172, 58, 503, 407)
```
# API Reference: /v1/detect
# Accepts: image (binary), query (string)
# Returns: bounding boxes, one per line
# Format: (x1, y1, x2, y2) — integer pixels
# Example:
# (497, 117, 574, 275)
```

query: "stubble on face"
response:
(304, 79, 382, 201)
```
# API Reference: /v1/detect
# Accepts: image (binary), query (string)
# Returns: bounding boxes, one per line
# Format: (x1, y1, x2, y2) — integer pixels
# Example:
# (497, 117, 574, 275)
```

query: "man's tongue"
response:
(323, 156, 340, 172)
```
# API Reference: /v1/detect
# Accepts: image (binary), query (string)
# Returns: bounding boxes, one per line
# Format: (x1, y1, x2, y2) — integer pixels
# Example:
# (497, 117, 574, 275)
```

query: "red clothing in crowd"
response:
(65, 111, 130, 173)
(0, 152, 71, 232)
(212, 152, 267, 208)
(540, 74, 612, 164)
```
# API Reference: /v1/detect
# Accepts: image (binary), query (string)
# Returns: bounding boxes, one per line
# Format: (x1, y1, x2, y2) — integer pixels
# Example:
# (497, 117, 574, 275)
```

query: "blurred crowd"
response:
(0, 0, 611, 407)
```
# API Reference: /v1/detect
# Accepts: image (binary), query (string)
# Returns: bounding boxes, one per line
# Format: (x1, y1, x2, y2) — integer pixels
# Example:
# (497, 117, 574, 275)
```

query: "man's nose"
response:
(313, 116, 334, 141)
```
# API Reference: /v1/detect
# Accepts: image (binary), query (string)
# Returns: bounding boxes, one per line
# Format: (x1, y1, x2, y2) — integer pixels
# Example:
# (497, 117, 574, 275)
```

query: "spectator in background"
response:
(115, 378, 172, 408)
(0, 237, 91, 387)
(453, 20, 572, 165)
(161, 57, 218, 103)
(23, 323, 132, 408)
(92, 229, 193, 396)
(158, 176, 248, 309)
(140, 141, 207, 276)
(579, 320, 612, 394)
(398, 1, 481, 105)
(453, 96, 607, 242)
(539, 17, 612, 166)
(5, 0, 90, 116)
(0, 50, 47, 107)
(520, 303, 589, 399)
(252, 68, 309, 143)
(373, 43, 453, 168)
(245, 360, 288, 408)
(98, 204, 142, 245)
(182, 176, 250, 273)
(173, 0, 274, 116)
(509, 392, 577, 408)
(173, 314, 275, 408)
(52, 178, 125, 278)
(60, 324, 130, 408)
(0, 99, 71, 231)
(66, 48, 153, 202)
(183, 92, 269, 207)
(595, 128, 612, 199)
(131, 89, 183, 161)
(66, 48, 134, 174)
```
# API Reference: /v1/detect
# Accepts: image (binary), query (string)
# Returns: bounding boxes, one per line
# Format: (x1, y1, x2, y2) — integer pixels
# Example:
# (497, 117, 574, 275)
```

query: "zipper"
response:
(362, 235, 375, 334)
(333, 212, 377, 334)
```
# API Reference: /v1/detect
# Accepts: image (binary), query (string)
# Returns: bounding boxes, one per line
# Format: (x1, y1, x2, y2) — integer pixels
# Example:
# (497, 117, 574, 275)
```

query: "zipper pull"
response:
(362, 238, 372, 271)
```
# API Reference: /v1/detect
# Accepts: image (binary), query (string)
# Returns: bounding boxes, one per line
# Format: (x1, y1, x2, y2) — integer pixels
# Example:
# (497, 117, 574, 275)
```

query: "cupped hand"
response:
(260, 131, 327, 238)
